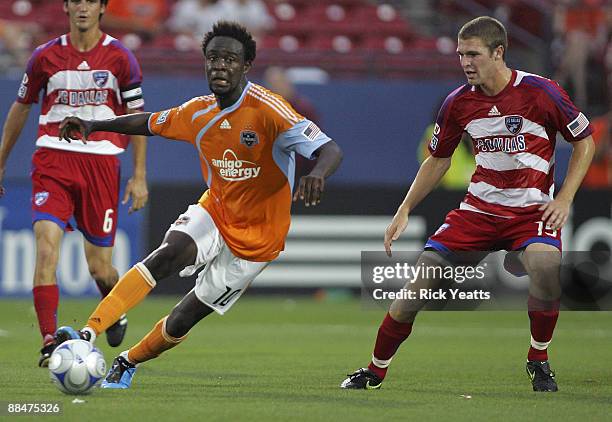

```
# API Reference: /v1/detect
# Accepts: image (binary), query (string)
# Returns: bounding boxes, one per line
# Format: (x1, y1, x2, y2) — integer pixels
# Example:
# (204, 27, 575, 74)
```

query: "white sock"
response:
(120, 350, 137, 366)
(82, 327, 97, 343)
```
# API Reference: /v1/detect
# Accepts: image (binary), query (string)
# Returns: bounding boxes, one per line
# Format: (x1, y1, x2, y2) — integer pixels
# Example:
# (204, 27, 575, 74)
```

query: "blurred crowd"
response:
(0, 0, 610, 185)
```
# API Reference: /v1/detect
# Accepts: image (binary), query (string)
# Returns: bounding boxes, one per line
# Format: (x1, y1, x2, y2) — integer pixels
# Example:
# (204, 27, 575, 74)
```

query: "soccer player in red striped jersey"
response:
(0, 0, 149, 366)
(341, 16, 595, 392)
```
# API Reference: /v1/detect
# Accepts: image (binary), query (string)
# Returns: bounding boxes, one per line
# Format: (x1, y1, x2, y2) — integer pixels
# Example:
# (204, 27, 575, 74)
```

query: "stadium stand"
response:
(0, 0, 555, 78)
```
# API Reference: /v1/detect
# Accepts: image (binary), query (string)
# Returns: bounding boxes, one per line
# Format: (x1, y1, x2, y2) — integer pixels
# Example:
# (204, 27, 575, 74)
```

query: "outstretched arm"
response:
(0, 101, 32, 197)
(292, 140, 343, 207)
(59, 112, 154, 143)
(540, 136, 595, 230)
(384, 155, 452, 256)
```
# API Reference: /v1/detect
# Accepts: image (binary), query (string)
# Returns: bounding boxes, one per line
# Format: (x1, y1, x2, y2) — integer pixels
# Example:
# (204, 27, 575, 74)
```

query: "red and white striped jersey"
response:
(429, 69, 593, 217)
(16, 33, 144, 155)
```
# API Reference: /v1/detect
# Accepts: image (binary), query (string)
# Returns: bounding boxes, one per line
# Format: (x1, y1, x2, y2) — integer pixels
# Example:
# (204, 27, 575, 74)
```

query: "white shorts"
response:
(166, 204, 269, 314)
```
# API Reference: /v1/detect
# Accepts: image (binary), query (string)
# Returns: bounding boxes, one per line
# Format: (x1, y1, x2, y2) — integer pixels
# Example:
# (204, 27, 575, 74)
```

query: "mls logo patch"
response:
(34, 191, 49, 206)
(155, 110, 170, 125)
(240, 130, 259, 147)
(504, 115, 523, 135)
(174, 215, 190, 226)
(430, 135, 439, 151)
(92, 71, 109, 88)
(434, 223, 449, 235)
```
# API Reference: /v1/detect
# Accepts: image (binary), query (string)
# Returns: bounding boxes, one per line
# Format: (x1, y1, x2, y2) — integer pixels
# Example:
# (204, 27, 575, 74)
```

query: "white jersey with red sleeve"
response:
(429, 69, 593, 217)
(16, 33, 144, 155)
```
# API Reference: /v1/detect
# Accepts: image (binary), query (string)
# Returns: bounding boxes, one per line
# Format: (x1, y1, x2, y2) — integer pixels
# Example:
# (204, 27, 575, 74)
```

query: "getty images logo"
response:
(211, 149, 261, 181)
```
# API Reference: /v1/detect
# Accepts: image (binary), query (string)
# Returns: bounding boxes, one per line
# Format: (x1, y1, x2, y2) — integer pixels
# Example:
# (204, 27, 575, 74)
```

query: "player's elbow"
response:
(574, 136, 596, 160)
(319, 140, 343, 163)
(425, 155, 451, 172)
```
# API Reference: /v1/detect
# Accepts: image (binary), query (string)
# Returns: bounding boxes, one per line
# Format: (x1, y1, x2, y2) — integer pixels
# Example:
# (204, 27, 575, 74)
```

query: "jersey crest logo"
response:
(34, 191, 49, 206)
(240, 130, 259, 147)
(505, 115, 523, 135)
(93, 71, 109, 87)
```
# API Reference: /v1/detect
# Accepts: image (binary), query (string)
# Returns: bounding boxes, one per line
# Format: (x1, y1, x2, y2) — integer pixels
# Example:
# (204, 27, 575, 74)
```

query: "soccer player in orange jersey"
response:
(55, 21, 342, 388)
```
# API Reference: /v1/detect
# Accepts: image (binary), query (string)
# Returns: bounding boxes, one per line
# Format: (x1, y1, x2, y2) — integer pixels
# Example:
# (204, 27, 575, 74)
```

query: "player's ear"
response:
(63, 0, 68, 14)
(244, 61, 252, 74)
(495, 45, 504, 61)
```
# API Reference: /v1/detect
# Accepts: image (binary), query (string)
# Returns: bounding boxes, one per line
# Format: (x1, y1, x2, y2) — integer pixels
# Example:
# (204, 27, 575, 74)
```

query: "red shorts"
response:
(31, 147, 120, 247)
(425, 209, 562, 252)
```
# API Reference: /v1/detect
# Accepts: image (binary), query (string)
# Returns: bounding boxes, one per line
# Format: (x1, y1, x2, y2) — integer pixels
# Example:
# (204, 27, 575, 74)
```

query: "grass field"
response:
(1, 296, 611, 421)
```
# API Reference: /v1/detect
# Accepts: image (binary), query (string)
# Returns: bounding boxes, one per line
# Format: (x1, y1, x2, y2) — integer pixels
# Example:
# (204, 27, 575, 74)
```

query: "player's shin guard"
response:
(33, 285, 59, 341)
(127, 316, 187, 364)
(527, 295, 560, 361)
(368, 313, 413, 379)
(86, 263, 156, 335)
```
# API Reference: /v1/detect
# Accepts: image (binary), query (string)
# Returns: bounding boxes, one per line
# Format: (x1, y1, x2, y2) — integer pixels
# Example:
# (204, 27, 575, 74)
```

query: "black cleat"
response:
(54, 326, 91, 345)
(526, 360, 558, 392)
(101, 355, 137, 389)
(340, 368, 383, 389)
(105, 314, 128, 347)
(38, 342, 56, 367)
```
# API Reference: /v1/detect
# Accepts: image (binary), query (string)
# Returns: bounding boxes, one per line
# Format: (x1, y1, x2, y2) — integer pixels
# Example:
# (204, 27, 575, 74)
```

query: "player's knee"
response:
(144, 241, 196, 280)
(388, 308, 417, 324)
(35, 242, 59, 269)
(165, 310, 192, 338)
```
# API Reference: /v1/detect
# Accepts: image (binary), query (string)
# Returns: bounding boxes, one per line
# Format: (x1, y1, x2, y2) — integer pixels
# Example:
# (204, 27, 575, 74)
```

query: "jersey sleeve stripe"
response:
(522, 78, 575, 119)
(110, 38, 143, 87)
(249, 85, 300, 121)
(248, 91, 299, 125)
(147, 113, 156, 135)
(249, 85, 301, 122)
(191, 102, 217, 122)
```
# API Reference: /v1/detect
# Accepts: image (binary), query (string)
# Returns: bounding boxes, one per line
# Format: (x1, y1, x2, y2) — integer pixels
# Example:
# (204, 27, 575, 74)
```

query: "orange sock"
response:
(86, 263, 156, 335)
(127, 316, 187, 364)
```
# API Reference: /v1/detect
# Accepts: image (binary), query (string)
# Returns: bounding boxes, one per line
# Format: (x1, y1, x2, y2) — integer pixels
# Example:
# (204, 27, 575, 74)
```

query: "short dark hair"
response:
(63, 0, 109, 4)
(202, 21, 256, 64)
(458, 16, 508, 59)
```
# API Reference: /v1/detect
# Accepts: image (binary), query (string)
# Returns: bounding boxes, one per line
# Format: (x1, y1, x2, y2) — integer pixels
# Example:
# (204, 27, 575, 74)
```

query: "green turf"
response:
(0, 297, 610, 421)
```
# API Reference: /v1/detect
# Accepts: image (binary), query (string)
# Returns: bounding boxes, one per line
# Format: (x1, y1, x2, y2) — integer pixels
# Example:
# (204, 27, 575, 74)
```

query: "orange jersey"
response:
(148, 82, 331, 261)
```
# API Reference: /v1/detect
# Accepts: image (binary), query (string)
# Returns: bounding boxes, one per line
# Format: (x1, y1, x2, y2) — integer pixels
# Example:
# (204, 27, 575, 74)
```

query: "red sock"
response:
(33, 285, 59, 343)
(527, 295, 560, 361)
(368, 313, 413, 379)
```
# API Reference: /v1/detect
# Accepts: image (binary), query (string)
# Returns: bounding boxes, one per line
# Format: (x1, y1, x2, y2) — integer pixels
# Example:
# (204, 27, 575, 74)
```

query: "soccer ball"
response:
(48, 339, 106, 394)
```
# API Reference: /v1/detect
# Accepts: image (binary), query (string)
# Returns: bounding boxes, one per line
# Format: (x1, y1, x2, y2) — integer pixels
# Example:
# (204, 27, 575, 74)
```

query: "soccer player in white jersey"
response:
(341, 16, 595, 392)
(0, 0, 149, 366)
